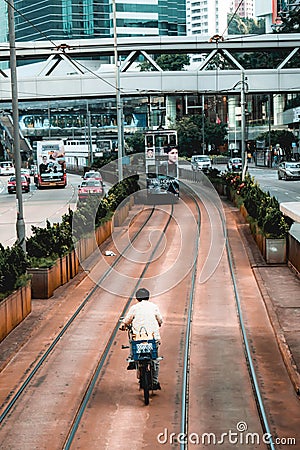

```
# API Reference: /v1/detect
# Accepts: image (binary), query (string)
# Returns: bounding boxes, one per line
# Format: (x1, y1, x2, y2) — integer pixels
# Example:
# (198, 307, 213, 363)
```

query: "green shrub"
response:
(210, 171, 292, 239)
(0, 244, 27, 295)
(26, 175, 140, 267)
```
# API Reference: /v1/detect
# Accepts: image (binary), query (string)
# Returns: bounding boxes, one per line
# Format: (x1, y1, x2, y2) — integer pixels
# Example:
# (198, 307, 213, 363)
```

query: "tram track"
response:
(182, 178, 278, 449)
(0, 181, 295, 449)
(0, 201, 180, 448)
(0, 204, 157, 423)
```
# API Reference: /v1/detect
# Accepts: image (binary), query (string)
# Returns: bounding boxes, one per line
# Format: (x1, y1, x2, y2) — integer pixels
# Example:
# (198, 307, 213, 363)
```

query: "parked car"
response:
(21, 169, 31, 186)
(191, 155, 212, 171)
(227, 157, 243, 172)
(278, 161, 300, 180)
(83, 170, 103, 185)
(78, 179, 103, 201)
(7, 175, 30, 194)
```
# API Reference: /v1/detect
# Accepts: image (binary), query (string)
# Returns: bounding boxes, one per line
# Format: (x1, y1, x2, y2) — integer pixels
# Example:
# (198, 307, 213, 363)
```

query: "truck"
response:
(35, 140, 67, 189)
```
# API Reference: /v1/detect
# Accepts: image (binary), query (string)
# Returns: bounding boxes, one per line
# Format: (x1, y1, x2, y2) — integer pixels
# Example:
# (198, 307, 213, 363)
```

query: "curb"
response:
(252, 266, 300, 397)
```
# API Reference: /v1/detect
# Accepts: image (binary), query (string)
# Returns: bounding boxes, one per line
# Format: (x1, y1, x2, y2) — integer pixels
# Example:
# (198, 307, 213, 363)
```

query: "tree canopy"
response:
(274, 8, 300, 33)
(175, 114, 228, 157)
(228, 13, 265, 35)
(139, 54, 190, 72)
(256, 129, 297, 156)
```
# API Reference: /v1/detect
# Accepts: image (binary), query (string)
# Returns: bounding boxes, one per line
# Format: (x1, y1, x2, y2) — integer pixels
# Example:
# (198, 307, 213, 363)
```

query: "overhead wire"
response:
(221, 0, 246, 39)
(2, 0, 123, 93)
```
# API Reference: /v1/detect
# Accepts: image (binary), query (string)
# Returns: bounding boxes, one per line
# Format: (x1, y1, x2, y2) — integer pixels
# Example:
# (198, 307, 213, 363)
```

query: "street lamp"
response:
(8, 0, 26, 252)
(229, 73, 248, 180)
(112, 0, 123, 182)
(86, 101, 93, 167)
(240, 72, 247, 179)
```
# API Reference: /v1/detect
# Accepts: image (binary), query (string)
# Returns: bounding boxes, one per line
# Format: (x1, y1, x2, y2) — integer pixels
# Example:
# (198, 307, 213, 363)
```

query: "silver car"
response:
(278, 161, 300, 180)
(191, 155, 212, 171)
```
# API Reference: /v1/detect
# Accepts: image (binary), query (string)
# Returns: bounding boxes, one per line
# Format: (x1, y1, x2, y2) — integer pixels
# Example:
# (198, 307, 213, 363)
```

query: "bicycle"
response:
(120, 322, 163, 405)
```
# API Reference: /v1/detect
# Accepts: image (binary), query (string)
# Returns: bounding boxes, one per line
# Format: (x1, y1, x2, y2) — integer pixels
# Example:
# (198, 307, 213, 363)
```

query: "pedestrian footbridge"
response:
(0, 34, 299, 102)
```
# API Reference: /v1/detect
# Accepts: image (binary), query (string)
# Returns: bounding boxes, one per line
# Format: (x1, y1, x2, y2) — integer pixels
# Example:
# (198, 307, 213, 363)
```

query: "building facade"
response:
(186, 0, 238, 37)
(232, 0, 254, 18)
(0, 0, 186, 42)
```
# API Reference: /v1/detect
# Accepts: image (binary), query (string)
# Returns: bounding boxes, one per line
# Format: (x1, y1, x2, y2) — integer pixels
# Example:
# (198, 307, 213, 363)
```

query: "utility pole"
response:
(240, 72, 247, 180)
(8, 0, 26, 252)
(86, 101, 93, 167)
(202, 94, 205, 154)
(112, 0, 123, 182)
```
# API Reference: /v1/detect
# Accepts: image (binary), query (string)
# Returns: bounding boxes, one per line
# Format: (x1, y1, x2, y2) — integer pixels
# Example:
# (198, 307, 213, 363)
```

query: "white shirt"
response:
(124, 300, 163, 340)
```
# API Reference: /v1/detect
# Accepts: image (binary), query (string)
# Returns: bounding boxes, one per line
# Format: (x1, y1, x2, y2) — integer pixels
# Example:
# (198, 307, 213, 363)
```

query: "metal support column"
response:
(8, 0, 26, 251)
(113, 0, 123, 182)
(240, 72, 247, 180)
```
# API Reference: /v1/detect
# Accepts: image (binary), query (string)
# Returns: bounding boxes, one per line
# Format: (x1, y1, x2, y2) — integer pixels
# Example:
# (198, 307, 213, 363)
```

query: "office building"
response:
(186, 0, 232, 37)
(0, 1, 185, 42)
(232, 0, 254, 18)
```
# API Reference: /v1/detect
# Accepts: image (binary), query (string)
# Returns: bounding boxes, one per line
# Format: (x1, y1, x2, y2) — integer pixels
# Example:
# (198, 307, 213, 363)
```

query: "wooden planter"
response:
(28, 250, 80, 299)
(113, 202, 131, 227)
(28, 219, 114, 299)
(0, 281, 31, 343)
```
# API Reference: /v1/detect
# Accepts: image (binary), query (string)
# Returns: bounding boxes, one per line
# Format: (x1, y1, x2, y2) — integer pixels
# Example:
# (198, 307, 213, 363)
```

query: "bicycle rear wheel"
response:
(140, 364, 151, 405)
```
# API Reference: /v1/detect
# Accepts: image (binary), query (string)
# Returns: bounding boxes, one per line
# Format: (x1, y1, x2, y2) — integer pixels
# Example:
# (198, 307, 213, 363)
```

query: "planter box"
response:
(212, 182, 227, 196)
(239, 204, 248, 220)
(265, 238, 287, 264)
(28, 219, 114, 299)
(28, 250, 79, 299)
(0, 281, 31, 343)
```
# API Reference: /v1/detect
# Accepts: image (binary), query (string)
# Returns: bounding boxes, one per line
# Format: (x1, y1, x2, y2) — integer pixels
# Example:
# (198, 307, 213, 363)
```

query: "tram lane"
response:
(0, 204, 190, 450)
(63, 192, 201, 450)
(188, 182, 267, 449)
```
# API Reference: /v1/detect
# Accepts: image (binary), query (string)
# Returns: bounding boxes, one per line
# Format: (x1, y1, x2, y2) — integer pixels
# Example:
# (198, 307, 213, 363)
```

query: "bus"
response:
(145, 129, 179, 203)
(36, 141, 67, 189)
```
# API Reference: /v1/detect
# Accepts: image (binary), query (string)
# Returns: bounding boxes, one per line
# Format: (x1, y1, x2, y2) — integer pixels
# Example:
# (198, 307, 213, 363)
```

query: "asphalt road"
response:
(0, 173, 81, 246)
(209, 162, 300, 204)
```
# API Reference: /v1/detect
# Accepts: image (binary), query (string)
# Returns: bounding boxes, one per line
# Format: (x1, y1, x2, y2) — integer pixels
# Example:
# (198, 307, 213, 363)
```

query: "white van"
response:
(0, 161, 15, 176)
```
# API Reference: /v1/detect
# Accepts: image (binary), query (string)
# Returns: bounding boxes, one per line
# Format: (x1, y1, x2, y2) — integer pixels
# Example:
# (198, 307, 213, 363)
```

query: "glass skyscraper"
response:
(1, 0, 186, 42)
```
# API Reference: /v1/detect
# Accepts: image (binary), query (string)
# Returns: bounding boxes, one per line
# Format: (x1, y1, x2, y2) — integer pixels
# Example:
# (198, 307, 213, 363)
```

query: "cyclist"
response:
(120, 288, 163, 390)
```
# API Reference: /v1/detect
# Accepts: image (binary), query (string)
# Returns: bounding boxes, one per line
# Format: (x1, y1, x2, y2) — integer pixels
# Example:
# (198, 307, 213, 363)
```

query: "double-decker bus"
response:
(145, 129, 179, 203)
(36, 141, 67, 189)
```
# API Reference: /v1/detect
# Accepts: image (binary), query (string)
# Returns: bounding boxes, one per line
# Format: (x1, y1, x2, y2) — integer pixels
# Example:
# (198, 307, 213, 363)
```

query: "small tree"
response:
(175, 114, 227, 157)
(139, 54, 190, 71)
(126, 132, 145, 153)
(256, 129, 297, 158)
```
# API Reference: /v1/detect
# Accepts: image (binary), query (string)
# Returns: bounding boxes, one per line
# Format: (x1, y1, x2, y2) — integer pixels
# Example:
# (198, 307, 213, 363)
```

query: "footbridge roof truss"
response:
(0, 34, 299, 102)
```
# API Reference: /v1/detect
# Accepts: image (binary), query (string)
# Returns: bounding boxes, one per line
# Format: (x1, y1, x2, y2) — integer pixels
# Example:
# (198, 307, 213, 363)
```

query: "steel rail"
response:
(225, 236, 276, 450)
(181, 172, 276, 450)
(178, 184, 202, 450)
(0, 204, 156, 424)
(62, 202, 175, 449)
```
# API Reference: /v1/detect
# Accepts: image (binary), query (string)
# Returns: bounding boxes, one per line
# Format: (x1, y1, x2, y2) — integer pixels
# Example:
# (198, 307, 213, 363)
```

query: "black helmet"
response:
(136, 288, 150, 301)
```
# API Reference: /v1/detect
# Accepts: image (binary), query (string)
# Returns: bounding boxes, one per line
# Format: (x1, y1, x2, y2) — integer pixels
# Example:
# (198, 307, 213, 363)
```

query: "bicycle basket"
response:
(131, 339, 158, 361)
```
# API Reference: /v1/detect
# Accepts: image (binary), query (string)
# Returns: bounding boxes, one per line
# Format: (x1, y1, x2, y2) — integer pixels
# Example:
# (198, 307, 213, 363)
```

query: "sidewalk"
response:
(229, 202, 300, 396)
